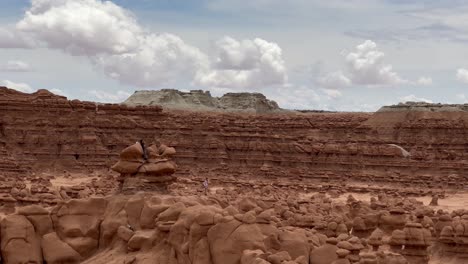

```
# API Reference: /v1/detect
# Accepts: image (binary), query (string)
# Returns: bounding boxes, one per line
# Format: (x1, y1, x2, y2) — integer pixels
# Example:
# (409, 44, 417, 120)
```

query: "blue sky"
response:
(0, 0, 467, 111)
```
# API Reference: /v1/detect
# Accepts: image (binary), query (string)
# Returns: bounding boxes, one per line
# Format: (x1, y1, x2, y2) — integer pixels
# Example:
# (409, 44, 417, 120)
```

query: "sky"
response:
(0, 0, 467, 111)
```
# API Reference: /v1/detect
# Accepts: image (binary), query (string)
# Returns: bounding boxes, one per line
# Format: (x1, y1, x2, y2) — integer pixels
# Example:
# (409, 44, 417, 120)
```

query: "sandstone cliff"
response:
(123, 89, 282, 113)
(1, 87, 467, 195)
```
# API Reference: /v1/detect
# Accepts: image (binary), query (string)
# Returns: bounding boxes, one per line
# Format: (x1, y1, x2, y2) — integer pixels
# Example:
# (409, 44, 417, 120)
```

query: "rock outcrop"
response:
(111, 141, 177, 193)
(123, 89, 282, 113)
(1, 86, 467, 199)
(0, 190, 462, 264)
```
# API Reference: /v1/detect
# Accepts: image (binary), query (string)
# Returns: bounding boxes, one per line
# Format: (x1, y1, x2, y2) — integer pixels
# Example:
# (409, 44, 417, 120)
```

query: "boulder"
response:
(310, 243, 338, 264)
(267, 251, 292, 264)
(18, 205, 53, 236)
(42, 232, 82, 264)
(52, 198, 107, 258)
(118, 226, 135, 242)
(127, 230, 157, 251)
(207, 219, 266, 264)
(1, 215, 43, 264)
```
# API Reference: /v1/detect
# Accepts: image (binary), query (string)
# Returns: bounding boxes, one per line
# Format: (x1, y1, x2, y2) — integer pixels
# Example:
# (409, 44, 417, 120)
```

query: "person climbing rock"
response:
(203, 178, 209, 195)
(139, 139, 148, 160)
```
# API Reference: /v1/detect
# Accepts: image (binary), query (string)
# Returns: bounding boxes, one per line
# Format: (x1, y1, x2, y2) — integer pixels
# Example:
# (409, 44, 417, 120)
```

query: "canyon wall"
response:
(1, 87, 467, 192)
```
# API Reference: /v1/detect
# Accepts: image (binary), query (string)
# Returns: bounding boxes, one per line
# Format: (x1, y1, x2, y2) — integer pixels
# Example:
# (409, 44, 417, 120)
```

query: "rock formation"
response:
(378, 102, 468, 112)
(123, 89, 282, 113)
(0, 187, 463, 263)
(111, 141, 177, 193)
(1, 87, 468, 263)
(1, 87, 467, 198)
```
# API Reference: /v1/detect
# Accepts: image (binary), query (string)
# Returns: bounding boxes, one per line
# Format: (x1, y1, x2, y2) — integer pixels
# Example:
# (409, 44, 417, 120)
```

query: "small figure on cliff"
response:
(139, 139, 148, 160)
(203, 178, 209, 195)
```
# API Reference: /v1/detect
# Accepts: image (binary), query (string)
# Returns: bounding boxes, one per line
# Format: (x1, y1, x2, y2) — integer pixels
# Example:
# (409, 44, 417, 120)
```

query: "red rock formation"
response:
(0, 182, 463, 263)
(1, 87, 468, 195)
(111, 141, 177, 193)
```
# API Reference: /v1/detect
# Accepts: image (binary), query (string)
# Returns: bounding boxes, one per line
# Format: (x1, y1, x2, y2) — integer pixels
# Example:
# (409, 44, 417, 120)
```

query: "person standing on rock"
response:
(139, 139, 148, 160)
(203, 178, 209, 195)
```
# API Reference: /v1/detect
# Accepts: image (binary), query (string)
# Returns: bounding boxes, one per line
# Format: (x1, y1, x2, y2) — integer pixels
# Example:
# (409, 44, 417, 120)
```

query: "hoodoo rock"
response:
(0, 182, 464, 263)
(1, 87, 468, 263)
(111, 141, 177, 193)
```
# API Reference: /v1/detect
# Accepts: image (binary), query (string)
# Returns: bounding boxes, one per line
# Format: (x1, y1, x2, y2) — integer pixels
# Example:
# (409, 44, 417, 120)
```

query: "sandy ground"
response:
(41, 172, 468, 214)
(50, 175, 97, 187)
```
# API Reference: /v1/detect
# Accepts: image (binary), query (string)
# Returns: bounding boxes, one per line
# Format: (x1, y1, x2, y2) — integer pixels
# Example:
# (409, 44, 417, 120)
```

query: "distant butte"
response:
(123, 89, 283, 113)
(378, 101, 468, 112)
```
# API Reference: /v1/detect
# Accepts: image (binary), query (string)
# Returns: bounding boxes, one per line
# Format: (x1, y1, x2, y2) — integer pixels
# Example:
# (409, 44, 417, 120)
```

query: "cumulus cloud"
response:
(194, 36, 287, 89)
(88, 90, 131, 103)
(1, 80, 34, 93)
(400, 94, 433, 103)
(456, 68, 468, 84)
(10, 0, 208, 88)
(1, 0, 289, 90)
(17, 0, 143, 56)
(317, 40, 409, 89)
(416, 76, 433, 85)
(95, 33, 208, 87)
(345, 40, 406, 85)
(0, 60, 31, 72)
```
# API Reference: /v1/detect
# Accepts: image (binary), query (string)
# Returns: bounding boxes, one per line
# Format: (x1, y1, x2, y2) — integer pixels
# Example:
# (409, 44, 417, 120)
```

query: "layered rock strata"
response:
(1, 87, 468, 193)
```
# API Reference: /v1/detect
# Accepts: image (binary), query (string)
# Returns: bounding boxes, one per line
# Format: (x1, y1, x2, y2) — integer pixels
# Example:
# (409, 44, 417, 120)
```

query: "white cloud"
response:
(318, 71, 351, 89)
(345, 40, 406, 85)
(416, 76, 433, 86)
(17, 0, 143, 56)
(0, 27, 35, 48)
(318, 40, 408, 89)
(400, 94, 433, 103)
(0, 60, 31, 72)
(10, 0, 208, 88)
(95, 33, 208, 87)
(1, 80, 34, 93)
(456, 68, 468, 84)
(2, 0, 290, 91)
(321, 88, 342, 99)
(88, 90, 131, 103)
(194, 36, 287, 89)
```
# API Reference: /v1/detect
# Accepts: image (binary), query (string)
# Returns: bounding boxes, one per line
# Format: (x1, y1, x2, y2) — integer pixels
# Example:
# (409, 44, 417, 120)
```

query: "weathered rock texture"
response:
(111, 141, 177, 193)
(0, 189, 465, 264)
(123, 89, 282, 113)
(1, 87, 468, 196)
